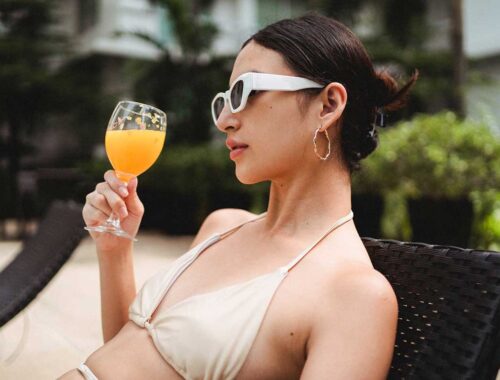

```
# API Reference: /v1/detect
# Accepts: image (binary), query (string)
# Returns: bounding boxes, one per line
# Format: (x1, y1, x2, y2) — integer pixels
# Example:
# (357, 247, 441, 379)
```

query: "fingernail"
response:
(119, 206, 128, 218)
(119, 186, 129, 197)
(129, 177, 137, 189)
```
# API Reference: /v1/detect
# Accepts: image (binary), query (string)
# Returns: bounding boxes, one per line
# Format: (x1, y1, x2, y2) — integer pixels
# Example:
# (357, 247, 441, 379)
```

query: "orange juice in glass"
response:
(106, 129, 166, 182)
(85, 100, 167, 240)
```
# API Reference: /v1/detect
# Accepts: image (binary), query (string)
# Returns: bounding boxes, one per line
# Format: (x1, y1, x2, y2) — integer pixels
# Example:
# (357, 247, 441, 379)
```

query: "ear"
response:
(318, 82, 347, 132)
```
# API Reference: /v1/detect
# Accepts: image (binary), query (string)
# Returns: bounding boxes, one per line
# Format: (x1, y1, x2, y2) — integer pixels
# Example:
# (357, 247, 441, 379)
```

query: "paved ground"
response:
(0, 233, 192, 379)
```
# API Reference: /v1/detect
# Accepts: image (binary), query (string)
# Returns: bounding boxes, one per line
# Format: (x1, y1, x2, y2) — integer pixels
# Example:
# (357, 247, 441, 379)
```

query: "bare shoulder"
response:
(329, 261, 396, 304)
(301, 262, 398, 379)
(316, 261, 398, 327)
(189, 208, 258, 249)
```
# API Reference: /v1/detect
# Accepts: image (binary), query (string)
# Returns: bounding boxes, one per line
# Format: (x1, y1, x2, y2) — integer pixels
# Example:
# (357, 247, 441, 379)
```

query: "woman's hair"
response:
(243, 13, 418, 173)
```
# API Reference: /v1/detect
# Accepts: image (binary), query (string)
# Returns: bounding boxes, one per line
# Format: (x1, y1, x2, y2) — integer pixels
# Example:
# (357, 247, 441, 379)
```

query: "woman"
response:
(61, 13, 417, 380)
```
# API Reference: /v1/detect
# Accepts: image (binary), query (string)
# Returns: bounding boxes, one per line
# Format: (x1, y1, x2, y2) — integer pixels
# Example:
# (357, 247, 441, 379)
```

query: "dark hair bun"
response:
(375, 70, 419, 112)
(343, 70, 419, 171)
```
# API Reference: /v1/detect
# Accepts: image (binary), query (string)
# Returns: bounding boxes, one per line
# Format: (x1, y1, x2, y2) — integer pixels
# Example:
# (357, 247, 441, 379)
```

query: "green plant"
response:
(352, 111, 500, 247)
(374, 111, 500, 200)
(469, 189, 500, 250)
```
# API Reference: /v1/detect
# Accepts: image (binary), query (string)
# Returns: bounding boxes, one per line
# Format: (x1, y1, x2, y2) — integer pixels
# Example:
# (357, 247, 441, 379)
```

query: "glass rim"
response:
(116, 99, 167, 117)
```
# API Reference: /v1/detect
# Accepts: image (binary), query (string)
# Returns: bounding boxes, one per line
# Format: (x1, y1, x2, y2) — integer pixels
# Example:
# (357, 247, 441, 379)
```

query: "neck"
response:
(262, 161, 352, 239)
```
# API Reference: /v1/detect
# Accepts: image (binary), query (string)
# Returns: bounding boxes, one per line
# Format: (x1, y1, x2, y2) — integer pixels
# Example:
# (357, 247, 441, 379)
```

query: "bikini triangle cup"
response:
(128, 209, 354, 379)
(133, 209, 354, 323)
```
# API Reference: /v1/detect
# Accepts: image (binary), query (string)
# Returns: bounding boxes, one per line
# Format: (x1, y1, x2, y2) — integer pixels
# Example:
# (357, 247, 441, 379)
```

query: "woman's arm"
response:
(83, 170, 145, 342)
(97, 244, 137, 342)
(300, 266, 398, 380)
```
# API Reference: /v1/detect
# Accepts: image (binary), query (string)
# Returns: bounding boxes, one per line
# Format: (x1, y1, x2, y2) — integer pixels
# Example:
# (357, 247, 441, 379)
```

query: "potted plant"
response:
(376, 111, 500, 247)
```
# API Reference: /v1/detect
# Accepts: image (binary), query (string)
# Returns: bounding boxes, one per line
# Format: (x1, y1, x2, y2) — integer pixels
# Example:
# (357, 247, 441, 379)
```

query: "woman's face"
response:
(215, 40, 324, 185)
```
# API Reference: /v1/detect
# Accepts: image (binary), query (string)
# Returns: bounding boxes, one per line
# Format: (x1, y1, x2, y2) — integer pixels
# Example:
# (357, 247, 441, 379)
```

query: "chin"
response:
(234, 165, 267, 185)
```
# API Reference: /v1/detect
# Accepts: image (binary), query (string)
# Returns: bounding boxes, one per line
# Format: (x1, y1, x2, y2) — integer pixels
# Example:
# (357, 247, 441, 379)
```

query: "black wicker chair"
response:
(362, 237, 500, 380)
(0, 200, 85, 327)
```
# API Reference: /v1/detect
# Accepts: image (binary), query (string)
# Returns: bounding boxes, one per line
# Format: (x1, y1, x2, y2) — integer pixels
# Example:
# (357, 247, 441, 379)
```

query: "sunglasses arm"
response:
(252, 73, 323, 91)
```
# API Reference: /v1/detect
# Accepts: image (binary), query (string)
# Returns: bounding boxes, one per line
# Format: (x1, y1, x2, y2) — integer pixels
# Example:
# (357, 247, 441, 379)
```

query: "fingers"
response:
(127, 176, 138, 194)
(85, 191, 112, 216)
(124, 177, 144, 216)
(83, 170, 144, 230)
(102, 170, 143, 214)
(82, 201, 110, 227)
(95, 182, 128, 218)
(104, 170, 129, 198)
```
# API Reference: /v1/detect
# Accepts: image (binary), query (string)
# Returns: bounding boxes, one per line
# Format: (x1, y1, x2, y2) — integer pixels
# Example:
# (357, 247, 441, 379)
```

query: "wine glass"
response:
(85, 100, 167, 241)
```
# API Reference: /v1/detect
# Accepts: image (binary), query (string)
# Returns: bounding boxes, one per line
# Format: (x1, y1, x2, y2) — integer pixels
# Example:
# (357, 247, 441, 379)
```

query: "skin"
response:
(59, 41, 398, 379)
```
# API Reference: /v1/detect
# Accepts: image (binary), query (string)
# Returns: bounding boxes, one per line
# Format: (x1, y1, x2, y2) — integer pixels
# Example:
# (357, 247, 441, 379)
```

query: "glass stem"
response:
(106, 212, 121, 228)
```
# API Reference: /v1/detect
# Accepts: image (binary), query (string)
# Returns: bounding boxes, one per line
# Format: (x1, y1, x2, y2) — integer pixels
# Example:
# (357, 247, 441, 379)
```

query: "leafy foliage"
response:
(134, 0, 228, 144)
(353, 111, 500, 248)
(149, 0, 218, 60)
(373, 111, 500, 199)
(134, 55, 231, 144)
(0, 0, 65, 130)
(0, 0, 66, 212)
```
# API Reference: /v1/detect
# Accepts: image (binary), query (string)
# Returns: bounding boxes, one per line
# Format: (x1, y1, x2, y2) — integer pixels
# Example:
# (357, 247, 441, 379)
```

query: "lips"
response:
(226, 138, 248, 160)
(226, 138, 249, 151)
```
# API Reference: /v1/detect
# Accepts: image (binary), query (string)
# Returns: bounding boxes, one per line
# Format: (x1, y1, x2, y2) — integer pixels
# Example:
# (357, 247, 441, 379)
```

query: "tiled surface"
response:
(0, 233, 192, 379)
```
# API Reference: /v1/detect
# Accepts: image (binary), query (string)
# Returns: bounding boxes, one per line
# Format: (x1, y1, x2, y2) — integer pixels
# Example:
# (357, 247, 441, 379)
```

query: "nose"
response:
(215, 102, 241, 133)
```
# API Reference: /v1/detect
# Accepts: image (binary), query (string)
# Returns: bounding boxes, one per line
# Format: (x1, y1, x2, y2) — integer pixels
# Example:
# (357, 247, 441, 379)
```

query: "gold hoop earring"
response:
(313, 127, 331, 160)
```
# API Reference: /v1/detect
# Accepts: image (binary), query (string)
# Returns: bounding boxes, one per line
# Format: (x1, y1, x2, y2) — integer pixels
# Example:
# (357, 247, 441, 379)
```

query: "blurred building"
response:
(9, 0, 495, 190)
(9, 0, 500, 167)
(424, 0, 500, 131)
(5, 0, 499, 166)
(53, 0, 500, 126)
(55, 0, 307, 58)
(52, 0, 308, 97)
(462, 0, 500, 131)
(2, 0, 499, 231)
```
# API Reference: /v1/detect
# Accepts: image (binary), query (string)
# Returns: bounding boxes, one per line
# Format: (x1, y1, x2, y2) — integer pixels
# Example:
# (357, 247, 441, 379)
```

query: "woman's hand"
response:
(83, 170, 144, 253)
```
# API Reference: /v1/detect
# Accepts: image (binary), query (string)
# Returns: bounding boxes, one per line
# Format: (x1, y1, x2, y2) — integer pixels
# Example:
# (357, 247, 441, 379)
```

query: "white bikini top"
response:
(129, 210, 354, 380)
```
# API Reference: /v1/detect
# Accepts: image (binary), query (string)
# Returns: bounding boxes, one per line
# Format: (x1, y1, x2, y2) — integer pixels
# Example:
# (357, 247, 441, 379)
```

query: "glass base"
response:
(85, 222, 138, 242)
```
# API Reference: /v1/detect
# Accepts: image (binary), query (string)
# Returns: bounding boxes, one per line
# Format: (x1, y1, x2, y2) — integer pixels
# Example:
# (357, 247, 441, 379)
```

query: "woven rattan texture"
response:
(362, 237, 500, 380)
(0, 201, 85, 327)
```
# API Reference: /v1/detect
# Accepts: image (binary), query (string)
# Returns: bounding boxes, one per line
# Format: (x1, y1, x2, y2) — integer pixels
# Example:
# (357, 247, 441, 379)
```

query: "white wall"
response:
(464, 0, 500, 59)
(76, 0, 164, 60)
(210, 0, 258, 56)
(463, 0, 500, 131)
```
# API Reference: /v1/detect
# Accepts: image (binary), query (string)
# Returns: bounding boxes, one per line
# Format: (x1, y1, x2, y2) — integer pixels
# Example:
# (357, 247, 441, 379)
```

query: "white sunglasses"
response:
(211, 72, 323, 125)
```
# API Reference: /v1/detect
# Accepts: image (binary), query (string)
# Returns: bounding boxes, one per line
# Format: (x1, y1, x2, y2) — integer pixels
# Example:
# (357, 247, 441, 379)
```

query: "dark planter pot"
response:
(352, 193, 384, 238)
(407, 197, 474, 248)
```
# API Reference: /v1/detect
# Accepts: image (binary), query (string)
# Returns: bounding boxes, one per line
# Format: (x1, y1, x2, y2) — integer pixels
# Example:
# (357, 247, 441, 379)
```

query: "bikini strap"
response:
(282, 210, 354, 273)
(218, 211, 268, 239)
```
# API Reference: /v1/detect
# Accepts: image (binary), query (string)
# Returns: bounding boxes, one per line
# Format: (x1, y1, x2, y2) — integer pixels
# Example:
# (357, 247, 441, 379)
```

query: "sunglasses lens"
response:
(230, 80, 244, 109)
(213, 96, 225, 120)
